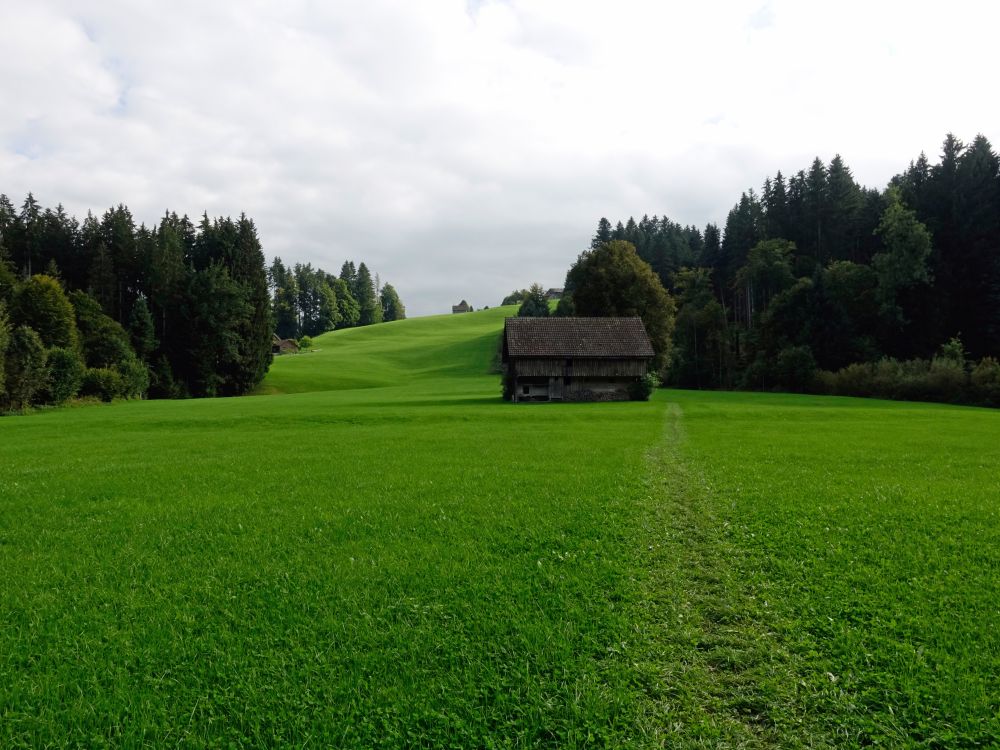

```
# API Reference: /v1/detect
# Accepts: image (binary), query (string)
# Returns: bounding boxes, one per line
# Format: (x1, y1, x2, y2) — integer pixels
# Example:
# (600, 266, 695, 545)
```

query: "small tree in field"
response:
(3, 326, 46, 410)
(380, 283, 405, 321)
(517, 283, 550, 317)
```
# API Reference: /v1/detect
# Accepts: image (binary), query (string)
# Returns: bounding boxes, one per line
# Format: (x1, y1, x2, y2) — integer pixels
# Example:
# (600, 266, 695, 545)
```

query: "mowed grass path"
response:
(647, 392, 1000, 746)
(2, 306, 999, 746)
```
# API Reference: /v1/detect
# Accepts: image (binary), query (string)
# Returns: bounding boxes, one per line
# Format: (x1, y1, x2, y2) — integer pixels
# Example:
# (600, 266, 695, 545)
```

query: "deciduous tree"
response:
(564, 240, 676, 372)
(3, 326, 46, 410)
(11, 274, 78, 350)
(516, 283, 550, 317)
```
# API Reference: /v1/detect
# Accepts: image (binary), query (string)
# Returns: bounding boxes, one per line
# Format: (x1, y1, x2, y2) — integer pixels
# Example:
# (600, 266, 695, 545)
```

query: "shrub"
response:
(812, 369, 837, 395)
(924, 357, 967, 403)
(80, 368, 125, 402)
(501, 370, 515, 402)
(43, 347, 85, 404)
(937, 336, 967, 368)
(970, 357, 1000, 406)
(740, 353, 773, 391)
(872, 358, 906, 400)
(775, 346, 817, 392)
(818, 350, 992, 407)
(3, 326, 47, 411)
(298, 335, 313, 351)
(628, 372, 660, 401)
(0, 302, 9, 399)
(117, 355, 150, 399)
(831, 362, 875, 397)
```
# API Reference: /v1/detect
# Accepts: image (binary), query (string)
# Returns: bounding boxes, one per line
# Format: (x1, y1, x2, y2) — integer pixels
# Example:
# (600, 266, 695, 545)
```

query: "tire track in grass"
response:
(632, 403, 834, 748)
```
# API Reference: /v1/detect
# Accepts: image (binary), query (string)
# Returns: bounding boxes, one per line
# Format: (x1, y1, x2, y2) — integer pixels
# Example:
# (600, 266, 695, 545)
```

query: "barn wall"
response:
(564, 378, 632, 402)
(512, 357, 648, 378)
(511, 374, 635, 402)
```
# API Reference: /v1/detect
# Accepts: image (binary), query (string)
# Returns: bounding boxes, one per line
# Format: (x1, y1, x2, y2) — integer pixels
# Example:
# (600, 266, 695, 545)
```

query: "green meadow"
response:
(1, 306, 998, 746)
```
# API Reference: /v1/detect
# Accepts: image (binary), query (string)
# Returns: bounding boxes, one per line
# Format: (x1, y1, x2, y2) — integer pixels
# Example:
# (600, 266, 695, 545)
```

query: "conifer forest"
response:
(0, 198, 404, 409)
(582, 133, 1000, 405)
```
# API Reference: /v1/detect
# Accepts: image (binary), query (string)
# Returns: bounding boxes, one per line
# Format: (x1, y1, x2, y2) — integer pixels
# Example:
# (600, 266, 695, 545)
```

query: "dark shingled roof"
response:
(504, 317, 654, 359)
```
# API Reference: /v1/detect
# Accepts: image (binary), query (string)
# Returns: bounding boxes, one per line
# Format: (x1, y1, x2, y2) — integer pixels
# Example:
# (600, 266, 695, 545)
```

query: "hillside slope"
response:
(260, 306, 514, 395)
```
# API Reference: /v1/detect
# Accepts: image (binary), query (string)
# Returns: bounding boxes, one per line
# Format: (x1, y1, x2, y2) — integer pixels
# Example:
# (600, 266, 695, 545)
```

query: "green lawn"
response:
(1, 308, 998, 746)
(651, 391, 1000, 746)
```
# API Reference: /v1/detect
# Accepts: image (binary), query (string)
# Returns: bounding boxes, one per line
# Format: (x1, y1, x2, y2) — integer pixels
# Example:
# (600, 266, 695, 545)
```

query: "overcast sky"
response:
(2, 1, 999, 315)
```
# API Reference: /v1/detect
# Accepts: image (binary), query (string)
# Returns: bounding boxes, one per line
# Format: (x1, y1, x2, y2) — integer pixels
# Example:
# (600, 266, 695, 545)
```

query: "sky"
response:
(2, 1, 999, 316)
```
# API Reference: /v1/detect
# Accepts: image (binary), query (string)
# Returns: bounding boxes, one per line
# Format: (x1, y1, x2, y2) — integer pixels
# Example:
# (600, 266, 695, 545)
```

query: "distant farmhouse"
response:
(272, 333, 299, 355)
(452, 300, 472, 314)
(544, 288, 563, 301)
(503, 317, 654, 402)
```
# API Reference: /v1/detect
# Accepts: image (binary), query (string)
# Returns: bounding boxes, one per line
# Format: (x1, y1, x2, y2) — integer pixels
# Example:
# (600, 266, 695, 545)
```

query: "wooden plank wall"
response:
(512, 358, 648, 377)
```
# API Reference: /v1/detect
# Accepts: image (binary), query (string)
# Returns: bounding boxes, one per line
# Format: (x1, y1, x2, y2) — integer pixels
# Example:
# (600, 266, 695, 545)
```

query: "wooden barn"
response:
(452, 300, 471, 314)
(271, 333, 299, 355)
(502, 317, 654, 402)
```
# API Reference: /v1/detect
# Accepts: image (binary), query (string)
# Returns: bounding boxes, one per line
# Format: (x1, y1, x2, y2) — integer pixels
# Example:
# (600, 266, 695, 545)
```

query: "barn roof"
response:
(504, 317, 654, 359)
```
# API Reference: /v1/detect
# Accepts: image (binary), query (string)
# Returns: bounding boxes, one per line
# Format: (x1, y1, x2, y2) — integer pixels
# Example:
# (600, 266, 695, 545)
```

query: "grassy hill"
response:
(259, 306, 512, 395)
(1, 308, 999, 746)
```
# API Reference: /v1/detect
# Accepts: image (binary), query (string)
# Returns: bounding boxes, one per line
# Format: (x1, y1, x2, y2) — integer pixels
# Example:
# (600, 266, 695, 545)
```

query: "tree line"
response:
(567, 133, 1000, 407)
(268, 257, 404, 342)
(0, 195, 404, 412)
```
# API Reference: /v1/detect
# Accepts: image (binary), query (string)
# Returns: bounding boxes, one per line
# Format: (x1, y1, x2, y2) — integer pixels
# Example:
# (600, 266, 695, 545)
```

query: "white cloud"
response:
(1, 0, 998, 314)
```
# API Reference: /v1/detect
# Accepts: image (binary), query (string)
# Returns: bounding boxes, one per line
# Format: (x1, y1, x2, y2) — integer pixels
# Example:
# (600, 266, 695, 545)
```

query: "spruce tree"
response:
(953, 135, 1000, 357)
(128, 297, 157, 361)
(18, 193, 41, 277)
(380, 283, 405, 321)
(701, 223, 721, 269)
(340, 261, 357, 298)
(763, 171, 789, 240)
(825, 155, 863, 262)
(804, 157, 828, 264)
(355, 263, 382, 326)
(0, 195, 16, 259)
(274, 276, 300, 339)
(672, 267, 728, 388)
(873, 188, 933, 354)
(179, 262, 248, 397)
(227, 215, 273, 394)
(591, 218, 613, 249)
(99, 204, 138, 322)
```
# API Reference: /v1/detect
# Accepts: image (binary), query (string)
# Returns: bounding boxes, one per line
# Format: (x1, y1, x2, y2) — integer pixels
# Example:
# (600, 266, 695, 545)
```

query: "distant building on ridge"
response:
(452, 300, 471, 314)
(272, 333, 299, 355)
